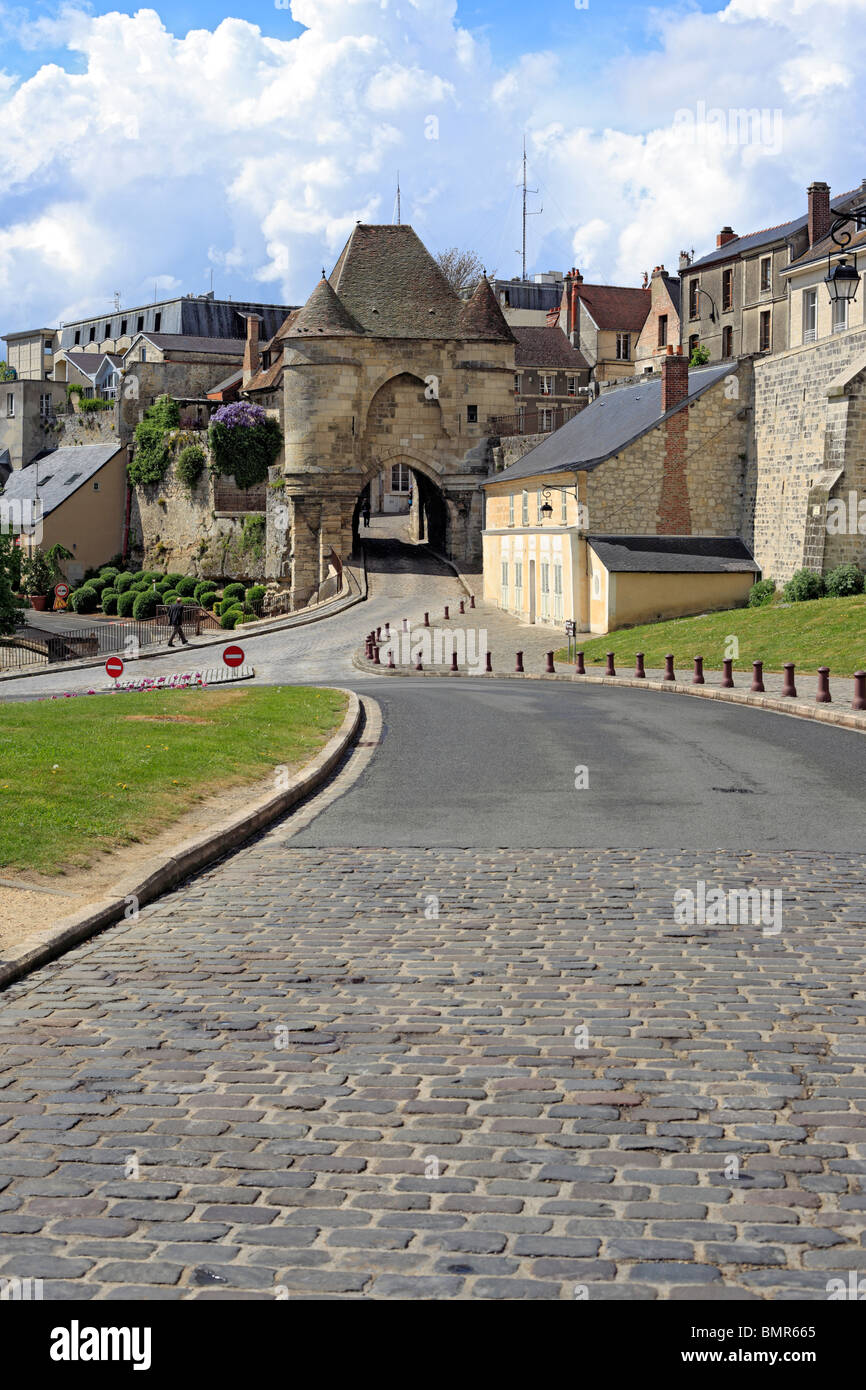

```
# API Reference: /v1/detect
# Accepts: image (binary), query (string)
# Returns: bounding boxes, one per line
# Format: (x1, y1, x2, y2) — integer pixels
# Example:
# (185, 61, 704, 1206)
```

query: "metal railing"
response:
(0, 606, 221, 670)
(488, 403, 583, 437)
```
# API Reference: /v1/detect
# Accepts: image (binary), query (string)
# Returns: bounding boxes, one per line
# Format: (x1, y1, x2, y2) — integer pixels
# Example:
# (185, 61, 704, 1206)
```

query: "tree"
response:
(435, 247, 488, 296)
(0, 533, 24, 635)
(0, 360, 16, 382)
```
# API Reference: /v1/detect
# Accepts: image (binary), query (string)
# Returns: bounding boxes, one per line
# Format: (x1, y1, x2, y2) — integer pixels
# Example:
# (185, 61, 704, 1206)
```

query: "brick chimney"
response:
(716, 226, 737, 248)
(241, 313, 263, 386)
(808, 181, 831, 247)
(661, 344, 689, 414)
(565, 267, 583, 345)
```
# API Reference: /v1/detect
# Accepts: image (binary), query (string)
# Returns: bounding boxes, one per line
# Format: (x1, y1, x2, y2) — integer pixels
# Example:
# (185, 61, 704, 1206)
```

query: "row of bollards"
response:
(362, 626, 866, 711)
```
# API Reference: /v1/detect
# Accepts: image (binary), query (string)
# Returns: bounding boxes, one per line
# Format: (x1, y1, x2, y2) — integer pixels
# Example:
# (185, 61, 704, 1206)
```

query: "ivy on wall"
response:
(128, 396, 180, 487)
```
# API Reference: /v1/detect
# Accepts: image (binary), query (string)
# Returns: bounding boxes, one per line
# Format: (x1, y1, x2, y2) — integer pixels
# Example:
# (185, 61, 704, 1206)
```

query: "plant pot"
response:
(29, 595, 47, 612)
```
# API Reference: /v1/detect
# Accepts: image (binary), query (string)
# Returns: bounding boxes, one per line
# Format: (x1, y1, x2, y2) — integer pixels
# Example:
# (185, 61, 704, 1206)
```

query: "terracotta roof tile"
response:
(576, 283, 650, 333)
(513, 326, 588, 370)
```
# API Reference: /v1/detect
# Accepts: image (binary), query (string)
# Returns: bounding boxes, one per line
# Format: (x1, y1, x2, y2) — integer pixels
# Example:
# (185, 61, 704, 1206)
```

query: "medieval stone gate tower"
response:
(242, 224, 516, 606)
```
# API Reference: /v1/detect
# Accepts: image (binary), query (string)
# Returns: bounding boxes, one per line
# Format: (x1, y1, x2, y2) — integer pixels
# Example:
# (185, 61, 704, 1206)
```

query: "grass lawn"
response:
(0, 685, 347, 875)
(555, 594, 866, 676)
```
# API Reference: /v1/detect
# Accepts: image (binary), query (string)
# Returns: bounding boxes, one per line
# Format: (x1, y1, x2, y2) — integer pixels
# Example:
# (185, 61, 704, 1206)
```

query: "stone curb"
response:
(0, 689, 364, 992)
(352, 649, 866, 735)
(0, 562, 367, 686)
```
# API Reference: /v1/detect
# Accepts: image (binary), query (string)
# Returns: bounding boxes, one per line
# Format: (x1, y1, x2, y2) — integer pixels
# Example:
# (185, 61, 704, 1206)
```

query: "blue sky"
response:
(0, 0, 863, 329)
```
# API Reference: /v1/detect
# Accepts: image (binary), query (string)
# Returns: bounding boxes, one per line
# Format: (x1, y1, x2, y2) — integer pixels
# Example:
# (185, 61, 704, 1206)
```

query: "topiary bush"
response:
(101, 589, 118, 615)
(117, 590, 137, 618)
(69, 585, 99, 614)
(162, 590, 179, 605)
(114, 572, 135, 593)
(222, 582, 245, 603)
(245, 584, 266, 612)
(165, 572, 184, 586)
(783, 568, 824, 603)
(748, 578, 776, 608)
(99, 566, 120, 583)
(176, 443, 206, 492)
(220, 608, 241, 629)
(175, 576, 197, 597)
(87, 576, 109, 595)
(193, 580, 213, 601)
(132, 590, 158, 621)
(824, 563, 864, 598)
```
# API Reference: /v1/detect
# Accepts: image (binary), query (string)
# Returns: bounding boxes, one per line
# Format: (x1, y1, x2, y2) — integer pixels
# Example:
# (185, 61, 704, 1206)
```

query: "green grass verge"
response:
(555, 595, 866, 676)
(0, 685, 347, 875)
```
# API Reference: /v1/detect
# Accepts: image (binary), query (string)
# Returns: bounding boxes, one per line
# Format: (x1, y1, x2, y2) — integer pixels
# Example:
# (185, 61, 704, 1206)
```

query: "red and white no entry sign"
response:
(105, 656, 124, 679)
(222, 644, 245, 668)
(54, 582, 70, 599)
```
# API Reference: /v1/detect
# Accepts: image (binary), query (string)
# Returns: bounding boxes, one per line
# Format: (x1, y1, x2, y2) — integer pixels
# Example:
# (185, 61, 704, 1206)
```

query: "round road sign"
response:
(223, 644, 245, 668)
(54, 582, 70, 599)
(105, 656, 124, 679)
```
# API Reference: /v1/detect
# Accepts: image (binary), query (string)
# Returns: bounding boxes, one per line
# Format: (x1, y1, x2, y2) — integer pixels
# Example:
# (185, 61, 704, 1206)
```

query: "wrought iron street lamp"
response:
(824, 207, 866, 304)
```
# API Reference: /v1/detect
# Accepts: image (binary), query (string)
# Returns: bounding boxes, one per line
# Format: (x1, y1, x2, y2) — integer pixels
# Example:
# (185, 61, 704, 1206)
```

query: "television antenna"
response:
(515, 136, 542, 281)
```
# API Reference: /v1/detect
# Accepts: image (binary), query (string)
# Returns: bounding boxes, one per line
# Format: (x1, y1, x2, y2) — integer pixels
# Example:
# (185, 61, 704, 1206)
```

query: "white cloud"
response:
(1, 0, 866, 327)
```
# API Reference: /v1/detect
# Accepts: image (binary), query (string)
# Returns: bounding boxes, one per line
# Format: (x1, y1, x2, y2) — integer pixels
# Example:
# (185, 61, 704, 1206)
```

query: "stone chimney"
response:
(716, 226, 737, 248)
(661, 344, 689, 414)
(808, 181, 831, 247)
(241, 313, 263, 385)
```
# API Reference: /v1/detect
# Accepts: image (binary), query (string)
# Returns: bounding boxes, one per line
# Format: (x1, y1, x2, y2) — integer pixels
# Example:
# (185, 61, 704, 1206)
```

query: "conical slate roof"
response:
(459, 274, 515, 342)
(286, 277, 365, 337)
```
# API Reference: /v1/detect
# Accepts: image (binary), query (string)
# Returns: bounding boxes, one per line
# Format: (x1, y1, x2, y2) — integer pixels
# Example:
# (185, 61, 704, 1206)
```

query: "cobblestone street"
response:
(1, 842, 865, 1300)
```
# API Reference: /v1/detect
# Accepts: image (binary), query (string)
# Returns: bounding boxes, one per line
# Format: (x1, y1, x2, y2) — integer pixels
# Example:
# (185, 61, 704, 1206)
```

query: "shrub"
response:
(140, 570, 162, 582)
(156, 578, 174, 595)
(132, 590, 158, 621)
(209, 401, 282, 488)
(165, 572, 184, 586)
(218, 596, 239, 616)
(114, 572, 135, 593)
(176, 443, 206, 492)
(193, 580, 214, 601)
(69, 585, 99, 614)
(175, 576, 197, 597)
(117, 590, 137, 618)
(182, 597, 199, 607)
(245, 583, 266, 612)
(101, 589, 118, 615)
(747, 578, 776, 608)
(79, 397, 112, 412)
(222, 582, 245, 603)
(128, 396, 180, 487)
(220, 608, 241, 629)
(198, 590, 218, 610)
(783, 568, 824, 603)
(88, 576, 109, 595)
(689, 343, 711, 367)
(99, 566, 120, 582)
(162, 590, 179, 605)
(824, 563, 864, 598)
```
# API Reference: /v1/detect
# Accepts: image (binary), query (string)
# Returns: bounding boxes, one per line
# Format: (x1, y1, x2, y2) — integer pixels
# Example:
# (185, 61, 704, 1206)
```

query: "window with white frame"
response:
(500, 559, 509, 609)
(514, 373, 523, 394)
(832, 297, 848, 333)
(539, 374, 554, 395)
(615, 333, 630, 360)
(553, 563, 563, 622)
(566, 376, 576, 397)
(560, 490, 568, 525)
(521, 490, 529, 525)
(540, 561, 550, 620)
(760, 257, 772, 294)
(803, 289, 818, 343)
(508, 493, 514, 527)
(540, 408, 555, 431)
(536, 489, 544, 522)
(514, 560, 523, 611)
(39, 393, 51, 418)
(391, 462, 412, 492)
(6, 392, 14, 417)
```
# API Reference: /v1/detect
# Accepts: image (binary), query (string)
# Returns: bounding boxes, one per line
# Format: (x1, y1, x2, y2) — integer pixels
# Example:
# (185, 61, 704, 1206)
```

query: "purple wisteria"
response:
(210, 401, 268, 430)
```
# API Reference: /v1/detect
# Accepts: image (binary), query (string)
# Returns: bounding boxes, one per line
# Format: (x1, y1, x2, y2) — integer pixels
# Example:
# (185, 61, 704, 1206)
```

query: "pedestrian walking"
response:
(167, 598, 189, 647)
(361, 500, 371, 528)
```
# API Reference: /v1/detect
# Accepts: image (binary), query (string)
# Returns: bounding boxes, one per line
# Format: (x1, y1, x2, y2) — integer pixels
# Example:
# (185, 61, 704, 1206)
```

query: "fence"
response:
(0, 606, 220, 671)
(488, 403, 583, 437)
(213, 479, 267, 513)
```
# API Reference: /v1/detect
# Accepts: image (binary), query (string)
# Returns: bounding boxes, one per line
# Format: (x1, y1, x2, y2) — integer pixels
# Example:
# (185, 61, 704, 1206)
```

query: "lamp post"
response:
(824, 208, 866, 305)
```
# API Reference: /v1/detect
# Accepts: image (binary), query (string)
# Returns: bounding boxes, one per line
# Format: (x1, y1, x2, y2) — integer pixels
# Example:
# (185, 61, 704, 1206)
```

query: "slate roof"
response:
(131, 334, 246, 356)
(265, 309, 300, 348)
(0, 449, 10, 482)
(689, 186, 862, 269)
(786, 217, 866, 271)
(458, 276, 514, 342)
(483, 362, 732, 485)
(328, 224, 481, 339)
(588, 534, 759, 574)
(60, 351, 123, 378)
(659, 273, 681, 317)
(207, 368, 244, 398)
(576, 283, 650, 333)
(1, 444, 121, 515)
(287, 277, 365, 337)
(513, 326, 588, 370)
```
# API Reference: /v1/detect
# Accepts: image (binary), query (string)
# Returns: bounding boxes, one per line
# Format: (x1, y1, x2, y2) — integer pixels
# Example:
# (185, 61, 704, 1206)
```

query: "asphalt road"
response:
(289, 677, 866, 851)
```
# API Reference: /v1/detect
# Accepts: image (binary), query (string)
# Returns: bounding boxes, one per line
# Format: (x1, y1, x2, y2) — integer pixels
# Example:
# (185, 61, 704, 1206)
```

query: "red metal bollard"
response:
(365, 638, 373, 660)
(817, 666, 832, 704)
(575, 651, 585, 676)
(692, 656, 705, 686)
(515, 650, 524, 673)
(663, 654, 675, 681)
(387, 650, 395, 669)
(415, 654, 423, 671)
(458, 599, 465, 615)
(751, 660, 765, 693)
(852, 670, 865, 711)
(469, 595, 476, 609)
(485, 651, 493, 673)
(384, 622, 390, 638)
(545, 651, 555, 674)
(373, 644, 381, 665)
(444, 605, 449, 620)
(423, 612, 430, 627)
(781, 662, 797, 698)
(721, 658, 734, 688)
(634, 652, 646, 679)
(450, 652, 459, 673)
(376, 626, 382, 642)
(605, 652, 616, 677)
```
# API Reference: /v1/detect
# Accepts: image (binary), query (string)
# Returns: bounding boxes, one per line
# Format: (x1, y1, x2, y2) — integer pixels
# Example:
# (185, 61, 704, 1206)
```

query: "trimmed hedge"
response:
(114, 572, 136, 593)
(222, 582, 245, 603)
(175, 576, 198, 597)
(69, 585, 99, 614)
(132, 590, 158, 621)
(117, 590, 137, 618)
(246, 584, 266, 610)
(220, 608, 242, 629)
(101, 589, 119, 615)
(162, 590, 179, 605)
(88, 576, 109, 595)
(99, 567, 120, 582)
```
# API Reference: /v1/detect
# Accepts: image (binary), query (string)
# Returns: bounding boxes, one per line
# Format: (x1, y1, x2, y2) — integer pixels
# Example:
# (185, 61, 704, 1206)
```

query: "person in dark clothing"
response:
(361, 501, 371, 528)
(167, 599, 188, 647)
